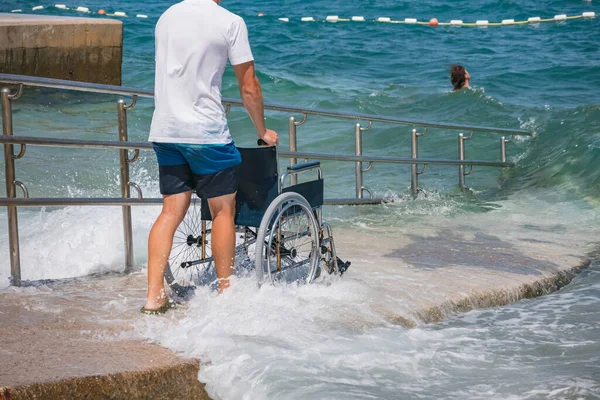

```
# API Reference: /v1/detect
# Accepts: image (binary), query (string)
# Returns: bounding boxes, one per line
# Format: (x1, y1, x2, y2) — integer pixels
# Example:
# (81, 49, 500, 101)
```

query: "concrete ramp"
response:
(0, 274, 210, 399)
(0, 205, 596, 399)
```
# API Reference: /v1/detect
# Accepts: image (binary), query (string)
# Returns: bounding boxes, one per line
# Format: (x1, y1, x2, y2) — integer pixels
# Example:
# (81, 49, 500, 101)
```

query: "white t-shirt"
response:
(148, 0, 254, 144)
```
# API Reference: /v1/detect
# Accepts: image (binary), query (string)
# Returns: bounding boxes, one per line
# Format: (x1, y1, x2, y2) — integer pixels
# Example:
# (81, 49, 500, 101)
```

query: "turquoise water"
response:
(2, 0, 600, 204)
(1, 0, 600, 398)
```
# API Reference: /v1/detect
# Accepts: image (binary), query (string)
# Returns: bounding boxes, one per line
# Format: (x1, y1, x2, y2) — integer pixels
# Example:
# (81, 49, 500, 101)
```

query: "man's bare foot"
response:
(218, 278, 230, 294)
(144, 288, 167, 310)
(140, 297, 176, 315)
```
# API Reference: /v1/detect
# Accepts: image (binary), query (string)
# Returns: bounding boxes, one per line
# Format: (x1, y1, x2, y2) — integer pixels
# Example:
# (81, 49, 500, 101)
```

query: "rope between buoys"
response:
(6, 6, 598, 26)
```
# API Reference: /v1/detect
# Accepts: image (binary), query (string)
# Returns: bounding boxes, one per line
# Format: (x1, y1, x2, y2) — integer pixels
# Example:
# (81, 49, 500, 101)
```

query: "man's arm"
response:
(233, 61, 278, 146)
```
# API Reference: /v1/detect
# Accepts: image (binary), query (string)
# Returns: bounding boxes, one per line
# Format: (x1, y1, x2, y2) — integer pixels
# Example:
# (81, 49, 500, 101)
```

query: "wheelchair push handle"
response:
(257, 138, 270, 147)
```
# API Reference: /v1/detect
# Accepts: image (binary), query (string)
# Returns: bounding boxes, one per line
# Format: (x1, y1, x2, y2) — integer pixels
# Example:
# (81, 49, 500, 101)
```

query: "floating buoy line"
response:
(312, 12, 596, 26)
(7, 5, 597, 26)
(9, 4, 147, 18)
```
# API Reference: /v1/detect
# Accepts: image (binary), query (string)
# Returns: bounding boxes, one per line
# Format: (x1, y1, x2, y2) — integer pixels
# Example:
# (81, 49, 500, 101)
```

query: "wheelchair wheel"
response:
(255, 192, 320, 285)
(164, 194, 213, 296)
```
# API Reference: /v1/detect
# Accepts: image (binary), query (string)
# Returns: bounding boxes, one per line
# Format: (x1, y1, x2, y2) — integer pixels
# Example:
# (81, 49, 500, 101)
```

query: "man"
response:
(142, 0, 278, 314)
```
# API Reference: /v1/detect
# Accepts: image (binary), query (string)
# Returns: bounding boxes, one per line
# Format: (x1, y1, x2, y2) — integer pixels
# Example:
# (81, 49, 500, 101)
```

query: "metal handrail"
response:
(0, 135, 151, 150)
(0, 136, 514, 168)
(0, 198, 383, 207)
(0, 73, 531, 135)
(1, 74, 531, 286)
(277, 150, 513, 167)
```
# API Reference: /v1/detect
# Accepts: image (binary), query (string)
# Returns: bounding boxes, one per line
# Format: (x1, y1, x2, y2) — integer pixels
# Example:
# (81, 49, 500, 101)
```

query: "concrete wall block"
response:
(94, 25, 123, 47)
(46, 24, 76, 48)
(71, 24, 90, 48)
(0, 26, 24, 48)
(0, 13, 123, 85)
(0, 46, 123, 85)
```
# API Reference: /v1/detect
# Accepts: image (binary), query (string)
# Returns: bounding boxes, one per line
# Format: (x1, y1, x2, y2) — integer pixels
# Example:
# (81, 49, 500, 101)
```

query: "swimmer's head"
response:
(450, 64, 470, 91)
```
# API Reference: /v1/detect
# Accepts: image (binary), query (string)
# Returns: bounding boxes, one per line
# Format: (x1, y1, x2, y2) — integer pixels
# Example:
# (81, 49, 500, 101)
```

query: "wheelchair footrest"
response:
(170, 283, 196, 302)
(336, 257, 351, 275)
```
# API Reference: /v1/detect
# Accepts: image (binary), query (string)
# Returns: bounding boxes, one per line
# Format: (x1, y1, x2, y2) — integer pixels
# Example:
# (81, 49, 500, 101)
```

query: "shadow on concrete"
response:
(384, 229, 558, 275)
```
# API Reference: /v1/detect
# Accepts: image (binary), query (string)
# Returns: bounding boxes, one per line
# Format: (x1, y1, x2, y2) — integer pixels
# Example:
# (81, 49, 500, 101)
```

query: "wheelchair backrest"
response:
(201, 146, 278, 227)
(201, 146, 323, 227)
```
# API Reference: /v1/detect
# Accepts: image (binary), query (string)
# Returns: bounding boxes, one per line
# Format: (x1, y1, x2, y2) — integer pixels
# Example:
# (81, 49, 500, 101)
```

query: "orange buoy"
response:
(258, 12, 264, 17)
(429, 18, 438, 26)
(98, 9, 106, 15)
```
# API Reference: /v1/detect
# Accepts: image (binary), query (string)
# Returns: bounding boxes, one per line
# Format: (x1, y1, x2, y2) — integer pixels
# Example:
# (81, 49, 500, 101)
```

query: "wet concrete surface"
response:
(332, 210, 596, 324)
(0, 210, 596, 398)
(0, 273, 209, 399)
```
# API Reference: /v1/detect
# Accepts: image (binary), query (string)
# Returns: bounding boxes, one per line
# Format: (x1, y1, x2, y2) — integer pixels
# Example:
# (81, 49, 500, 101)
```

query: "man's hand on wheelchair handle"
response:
(259, 129, 279, 146)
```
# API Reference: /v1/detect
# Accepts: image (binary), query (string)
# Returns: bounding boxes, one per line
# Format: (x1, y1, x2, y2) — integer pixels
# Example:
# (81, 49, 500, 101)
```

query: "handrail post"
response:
(288, 116, 298, 185)
(411, 129, 418, 197)
(499, 136, 510, 182)
(2, 87, 22, 286)
(117, 99, 134, 272)
(354, 123, 363, 199)
(458, 133, 465, 190)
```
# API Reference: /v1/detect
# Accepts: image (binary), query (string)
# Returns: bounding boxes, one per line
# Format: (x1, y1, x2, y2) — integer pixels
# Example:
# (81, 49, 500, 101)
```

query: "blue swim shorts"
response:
(152, 142, 242, 198)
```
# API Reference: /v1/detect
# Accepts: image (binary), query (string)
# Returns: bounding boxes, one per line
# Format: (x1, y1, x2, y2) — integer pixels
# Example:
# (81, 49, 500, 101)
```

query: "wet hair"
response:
(450, 64, 468, 91)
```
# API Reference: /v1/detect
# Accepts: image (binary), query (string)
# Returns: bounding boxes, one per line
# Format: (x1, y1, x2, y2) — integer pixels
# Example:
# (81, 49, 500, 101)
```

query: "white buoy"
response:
(450, 20, 463, 26)
(377, 17, 391, 22)
(502, 19, 515, 25)
(11, 9, 22, 12)
(278, 17, 289, 22)
(404, 18, 417, 24)
(326, 15, 339, 22)
(351, 16, 365, 22)
(528, 17, 541, 22)
(32, 5, 44, 11)
(476, 20, 489, 26)
(136, 14, 148, 18)
(554, 14, 567, 20)
(114, 11, 127, 17)
(75, 6, 89, 12)
(55, 4, 68, 9)
(582, 12, 595, 18)
(301, 17, 315, 22)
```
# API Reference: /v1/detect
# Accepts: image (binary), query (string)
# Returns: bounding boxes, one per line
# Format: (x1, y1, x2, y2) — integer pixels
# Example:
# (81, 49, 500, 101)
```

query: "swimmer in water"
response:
(450, 64, 470, 91)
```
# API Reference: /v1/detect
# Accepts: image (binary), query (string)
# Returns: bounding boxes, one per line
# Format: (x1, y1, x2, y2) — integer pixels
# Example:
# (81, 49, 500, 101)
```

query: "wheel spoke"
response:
(165, 194, 218, 288)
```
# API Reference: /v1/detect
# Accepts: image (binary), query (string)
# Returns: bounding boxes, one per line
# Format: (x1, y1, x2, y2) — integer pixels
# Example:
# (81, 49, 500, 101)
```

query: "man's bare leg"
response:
(208, 192, 237, 293)
(145, 191, 192, 310)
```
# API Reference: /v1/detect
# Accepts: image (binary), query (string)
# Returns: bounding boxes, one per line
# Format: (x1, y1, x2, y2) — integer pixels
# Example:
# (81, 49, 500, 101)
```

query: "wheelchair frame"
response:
(164, 146, 345, 292)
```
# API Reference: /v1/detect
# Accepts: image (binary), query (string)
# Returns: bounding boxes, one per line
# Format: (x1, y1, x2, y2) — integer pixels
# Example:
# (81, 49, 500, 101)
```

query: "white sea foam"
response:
(131, 191, 599, 398)
(0, 167, 162, 289)
(135, 276, 408, 399)
(0, 204, 158, 288)
(1, 180, 598, 398)
(517, 116, 539, 139)
(136, 264, 600, 399)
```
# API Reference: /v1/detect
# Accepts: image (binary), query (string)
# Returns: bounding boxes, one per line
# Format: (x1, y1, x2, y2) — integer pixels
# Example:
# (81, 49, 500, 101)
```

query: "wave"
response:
(499, 104, 600, 204)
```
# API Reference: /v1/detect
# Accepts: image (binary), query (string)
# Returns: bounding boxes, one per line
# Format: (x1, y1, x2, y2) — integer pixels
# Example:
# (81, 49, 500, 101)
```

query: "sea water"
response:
(0, 0, 599, 398)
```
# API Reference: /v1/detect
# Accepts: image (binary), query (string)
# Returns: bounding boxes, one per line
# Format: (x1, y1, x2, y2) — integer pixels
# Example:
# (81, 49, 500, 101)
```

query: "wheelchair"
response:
(163, 145, 350, 294)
